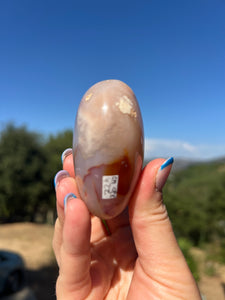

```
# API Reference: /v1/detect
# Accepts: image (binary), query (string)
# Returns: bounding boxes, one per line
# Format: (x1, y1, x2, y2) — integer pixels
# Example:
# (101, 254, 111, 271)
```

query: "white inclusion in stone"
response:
(116, 95, 137, 118)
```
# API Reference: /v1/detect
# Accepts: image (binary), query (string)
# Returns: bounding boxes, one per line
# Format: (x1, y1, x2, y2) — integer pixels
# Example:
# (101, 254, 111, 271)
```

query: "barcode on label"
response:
(102, 175, 119, 199)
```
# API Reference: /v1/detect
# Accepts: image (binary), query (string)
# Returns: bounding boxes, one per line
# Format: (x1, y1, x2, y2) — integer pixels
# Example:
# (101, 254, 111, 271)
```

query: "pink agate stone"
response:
(73, 80, 144, 219)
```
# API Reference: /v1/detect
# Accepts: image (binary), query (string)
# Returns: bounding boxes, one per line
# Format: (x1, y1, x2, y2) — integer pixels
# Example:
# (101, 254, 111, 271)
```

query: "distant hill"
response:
(171, 158, 199, 172)
(144, 157, 199, 172)
(172, 156, 225, 172)
(163, 157, 225, 245)
(144, 156, 225, 172)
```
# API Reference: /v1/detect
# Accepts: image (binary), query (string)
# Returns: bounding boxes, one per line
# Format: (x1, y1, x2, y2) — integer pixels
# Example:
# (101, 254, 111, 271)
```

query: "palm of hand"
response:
(77, 211, 200, 300)
(54, 155, 201, 300)
(89, 218, 136, 300)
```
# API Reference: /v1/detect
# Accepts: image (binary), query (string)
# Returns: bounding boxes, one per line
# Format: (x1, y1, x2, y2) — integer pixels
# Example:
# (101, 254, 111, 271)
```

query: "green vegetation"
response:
(178, 238, 199, 281)
(204, 262, 216, 277)
(0, 123, 224, 278)
(164, 160, 225, 246)
(0, 123, 72, 223)
(163, 156, 225, 277)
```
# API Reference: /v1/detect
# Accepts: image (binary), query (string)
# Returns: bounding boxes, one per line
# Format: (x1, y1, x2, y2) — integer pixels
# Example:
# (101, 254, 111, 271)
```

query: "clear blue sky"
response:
(0, 0, 225, 160)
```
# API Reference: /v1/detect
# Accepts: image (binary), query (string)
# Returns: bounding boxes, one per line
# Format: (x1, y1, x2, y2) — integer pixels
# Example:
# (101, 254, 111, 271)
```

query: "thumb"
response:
(129, 157, 188, 272)
(129, 158, 201, 299)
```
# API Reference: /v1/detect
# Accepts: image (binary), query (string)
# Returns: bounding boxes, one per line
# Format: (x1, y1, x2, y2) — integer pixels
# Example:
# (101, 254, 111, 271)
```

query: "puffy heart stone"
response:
(73, 79, 144, 219)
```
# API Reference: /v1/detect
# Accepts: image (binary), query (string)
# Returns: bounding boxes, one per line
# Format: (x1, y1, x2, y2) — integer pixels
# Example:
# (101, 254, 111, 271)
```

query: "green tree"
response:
(164, 160, 225, 245)
(0, 124, 47, 222)
(43, 129, 73, 218)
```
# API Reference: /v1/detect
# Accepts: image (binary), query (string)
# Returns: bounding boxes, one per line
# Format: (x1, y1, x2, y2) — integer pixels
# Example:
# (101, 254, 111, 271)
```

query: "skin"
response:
(53, 153, 201, 300)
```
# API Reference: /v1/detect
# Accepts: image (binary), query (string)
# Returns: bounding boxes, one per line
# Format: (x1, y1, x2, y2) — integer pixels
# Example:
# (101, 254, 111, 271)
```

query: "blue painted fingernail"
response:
(160, 157, 174, 170)
(61, 148, 73, 164)
(64, 193, 76, 213)
(54, 170, 70, 190)
(156, 157, 174, 191)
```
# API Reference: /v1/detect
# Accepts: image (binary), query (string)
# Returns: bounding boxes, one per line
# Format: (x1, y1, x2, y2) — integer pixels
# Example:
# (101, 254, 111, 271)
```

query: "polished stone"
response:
(73, 80, 144, 219)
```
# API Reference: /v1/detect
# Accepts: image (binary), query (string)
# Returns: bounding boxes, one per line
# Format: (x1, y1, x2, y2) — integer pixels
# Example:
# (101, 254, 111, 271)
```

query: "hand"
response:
(52, 149, 201, 300)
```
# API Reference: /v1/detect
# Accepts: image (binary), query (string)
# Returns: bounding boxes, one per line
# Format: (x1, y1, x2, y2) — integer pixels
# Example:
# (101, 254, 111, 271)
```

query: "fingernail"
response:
(64, 193, 76, 213)
(156, 157, 174, 191)
(54, 170, 70, 190)
(61, 148, 73, 164)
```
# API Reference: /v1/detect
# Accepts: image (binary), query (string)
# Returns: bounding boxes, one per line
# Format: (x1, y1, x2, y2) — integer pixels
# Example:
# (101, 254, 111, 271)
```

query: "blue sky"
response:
(0, 0, 225, 160)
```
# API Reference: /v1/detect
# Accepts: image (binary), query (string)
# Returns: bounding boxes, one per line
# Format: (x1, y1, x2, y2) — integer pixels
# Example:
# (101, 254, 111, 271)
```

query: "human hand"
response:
(52, 149, 201, 300)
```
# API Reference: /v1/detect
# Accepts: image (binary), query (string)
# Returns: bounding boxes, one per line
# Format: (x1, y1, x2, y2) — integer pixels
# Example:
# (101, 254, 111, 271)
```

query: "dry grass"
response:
(0, 223, 57, 300)
(0, 223, 225, 300)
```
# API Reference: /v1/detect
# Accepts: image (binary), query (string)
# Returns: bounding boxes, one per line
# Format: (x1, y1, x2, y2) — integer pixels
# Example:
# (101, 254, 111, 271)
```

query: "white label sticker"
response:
(102, 175, 119, 199)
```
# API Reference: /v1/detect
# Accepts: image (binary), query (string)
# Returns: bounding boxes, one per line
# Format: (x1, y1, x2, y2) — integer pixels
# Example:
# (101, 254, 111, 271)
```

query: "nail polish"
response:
(156, 157, 174, 191)
(54, 170, 70, 190)
(61, 148, 73, 164)
(64, 193, 77, 213)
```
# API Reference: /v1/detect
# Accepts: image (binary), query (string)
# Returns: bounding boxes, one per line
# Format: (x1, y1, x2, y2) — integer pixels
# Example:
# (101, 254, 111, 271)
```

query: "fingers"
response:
(53, 167, 78, 267)
(54, 149, 93, 299)
(55, 171, 78, 224)
(129, 158, 201, 298)
(61, 148, 75, 177)
(61, 150, 111, 240)
(53, 149, 106, 264)
(56, 195, 92, 300)
(129, 158, 185, 269)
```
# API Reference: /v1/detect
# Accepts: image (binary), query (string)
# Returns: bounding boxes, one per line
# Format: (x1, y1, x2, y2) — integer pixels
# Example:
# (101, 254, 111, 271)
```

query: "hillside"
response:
(164, 158, 225, 245)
